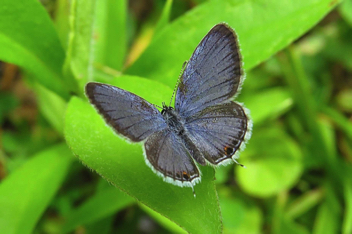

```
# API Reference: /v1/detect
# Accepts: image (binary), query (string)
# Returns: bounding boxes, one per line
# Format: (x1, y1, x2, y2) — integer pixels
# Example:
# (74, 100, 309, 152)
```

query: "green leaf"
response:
(236, 126, 303, 197)
(63, 187, 134, 232)
(214, 165, 232, 185)
(343, 177, 352, 234)
(139, 204, 187, 233)
(322, 106, 352, 143)
(54, 0, 71, 50)
(154, 0, 173, 37)
(240, 87, 293, 125)
(286, 188, 324, 219)
(274, 216, 310, 234)
(94, 0, 127, 71)
(0, 0, 69, 99)
(64, 76, 222, 234)
(33, 82, 67, 134)
(272, 192, 310, 234)
(279, 47, 343, 184)
(127, 0, 340, 88)
(318, 118, 338, 162)
(336, 89, 352, 112)
(339, 0, 352, 27)
(219, 194, 262, 233)
(313, 184, 341, 234)
(64, 0, 97, 93)
(0, 144, 73, 234)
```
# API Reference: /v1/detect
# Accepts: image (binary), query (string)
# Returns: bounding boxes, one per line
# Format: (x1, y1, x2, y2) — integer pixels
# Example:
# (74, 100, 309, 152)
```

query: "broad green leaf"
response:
(34, 83, 67, 134)
(94, 0, 127, 71)
(236, 126, 303, 197)
(127, 0, 340, 88)
(0, 0, 69, 99)
(64, 0, 97, 93)
(63, 187, 134, 232)
(139, 204, 187, 233)
(239, 87, 293, 125)
(64, 76, 222, 234)
(0, 144, 73, 234)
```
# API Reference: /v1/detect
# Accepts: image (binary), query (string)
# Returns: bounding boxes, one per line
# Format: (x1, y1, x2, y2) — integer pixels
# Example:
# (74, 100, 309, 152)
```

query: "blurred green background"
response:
(0, 0, 352, 233)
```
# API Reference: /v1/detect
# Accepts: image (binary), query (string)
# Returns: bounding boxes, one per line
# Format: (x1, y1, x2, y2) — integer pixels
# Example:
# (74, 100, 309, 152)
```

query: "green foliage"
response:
(63, 184, 134, 232)
(0, 0, 69, 99)
(0, 144, 73, 234)
(0, 0, 351, 233)
(236, 126, 303, 197)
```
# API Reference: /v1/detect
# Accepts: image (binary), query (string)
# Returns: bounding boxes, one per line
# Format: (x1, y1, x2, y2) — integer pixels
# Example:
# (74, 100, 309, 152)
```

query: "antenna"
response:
(169, 60, 188, 107)
(152, 103, 163, 109)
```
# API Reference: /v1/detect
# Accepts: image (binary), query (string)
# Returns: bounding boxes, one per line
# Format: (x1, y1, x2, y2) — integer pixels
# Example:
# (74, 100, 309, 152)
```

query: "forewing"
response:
(144, 129, 201, 187)
(85, 82, 166, 142)
(175, 23, 243, 118)
(185, 102, 251, 165)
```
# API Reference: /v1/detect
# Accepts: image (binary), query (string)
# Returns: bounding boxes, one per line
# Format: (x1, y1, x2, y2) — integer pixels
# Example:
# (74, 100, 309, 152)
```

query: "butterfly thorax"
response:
(161, 106, 185, 136)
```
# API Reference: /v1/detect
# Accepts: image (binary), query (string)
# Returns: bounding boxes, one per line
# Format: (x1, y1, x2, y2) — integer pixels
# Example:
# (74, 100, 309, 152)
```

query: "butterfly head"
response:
(161, 102, 174, 115)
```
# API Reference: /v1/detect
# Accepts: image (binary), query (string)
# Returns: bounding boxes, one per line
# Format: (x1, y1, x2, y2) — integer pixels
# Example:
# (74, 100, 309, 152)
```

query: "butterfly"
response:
(85, 23, 252, 192)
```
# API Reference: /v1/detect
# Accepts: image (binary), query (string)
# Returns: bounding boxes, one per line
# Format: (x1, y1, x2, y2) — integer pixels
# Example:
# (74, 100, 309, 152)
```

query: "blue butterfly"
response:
(85, 23, 252, 191)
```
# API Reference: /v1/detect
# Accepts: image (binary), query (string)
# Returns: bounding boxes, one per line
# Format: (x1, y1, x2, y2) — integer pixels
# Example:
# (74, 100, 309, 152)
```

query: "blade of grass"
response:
(278, 47, 342, 185)
(54, 0, 71, 50)
(321, 106, 352, 142)
(154, 0, 173, 37)
(64, 0, 97, 95)
(0, 144, 73, 234)
(312, 182, 341, 234)
(343, 177, 352, 234)
(94, 0, 127, 71)
(63, 187, 134, 232)
(286, 188, 324, 219)
(273, 192, 310, 234)
(33, 82, 67, 134)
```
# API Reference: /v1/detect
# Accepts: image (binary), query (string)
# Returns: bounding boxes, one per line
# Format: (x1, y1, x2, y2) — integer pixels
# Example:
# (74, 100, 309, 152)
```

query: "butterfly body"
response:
(85, 23, 252, 188)
(161, 105, 185, 135)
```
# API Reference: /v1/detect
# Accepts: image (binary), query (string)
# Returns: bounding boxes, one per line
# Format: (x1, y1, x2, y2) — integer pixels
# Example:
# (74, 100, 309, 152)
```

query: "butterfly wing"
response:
(144, 129, 201, 187)
(85, 82, 167, 142)
(185, 102, 251, 165)
(175, 23, 243, 118)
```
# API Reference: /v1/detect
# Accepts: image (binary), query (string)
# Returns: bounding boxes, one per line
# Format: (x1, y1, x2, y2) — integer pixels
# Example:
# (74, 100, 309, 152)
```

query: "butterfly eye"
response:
(224, 146, 234, 156)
